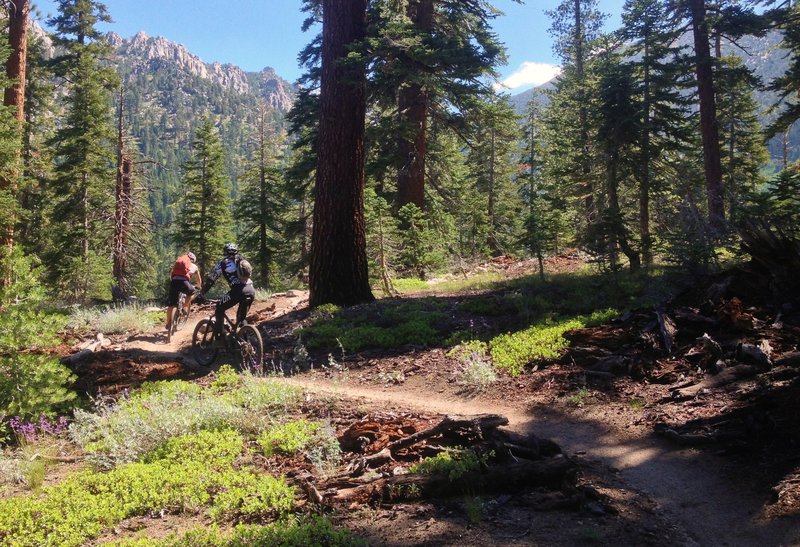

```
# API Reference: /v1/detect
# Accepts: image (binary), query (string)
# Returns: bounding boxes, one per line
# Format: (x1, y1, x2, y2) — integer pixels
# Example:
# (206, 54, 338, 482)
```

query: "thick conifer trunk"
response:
(309, 0, 374, 307)
(689, 0, 725, 226)
(396, 0, 433, 210)
(1, 0, 29, 272)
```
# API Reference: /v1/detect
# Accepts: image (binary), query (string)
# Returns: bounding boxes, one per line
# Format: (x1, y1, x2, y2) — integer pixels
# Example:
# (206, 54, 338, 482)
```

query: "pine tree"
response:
(465, 95, 523, 256)
(766, 2, 800, 138)
(18, 23, 56, 258)
(234, 102, 286, 289)
(594, 48, 641, 271)
(546, 0, 607, 235)
(176, 117, 233, 278)
(715, 55, 769, 223)
(46, 0, 119, 301)
(521, 93, 568, 279)
(619, 0, 694, 265)
(368, 0, 508, 210)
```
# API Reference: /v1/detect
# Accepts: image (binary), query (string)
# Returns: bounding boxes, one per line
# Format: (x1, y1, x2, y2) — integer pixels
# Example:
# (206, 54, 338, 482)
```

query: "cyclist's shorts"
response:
(167, 278, 195, 306)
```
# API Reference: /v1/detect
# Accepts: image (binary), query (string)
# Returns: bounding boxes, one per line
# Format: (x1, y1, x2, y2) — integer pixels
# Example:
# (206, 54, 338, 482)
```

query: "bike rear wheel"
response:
(167, 306, 180, 343)
(174, 293, 189, 331)
(236, 324, 263, 371)
(192, 318, 218, 366)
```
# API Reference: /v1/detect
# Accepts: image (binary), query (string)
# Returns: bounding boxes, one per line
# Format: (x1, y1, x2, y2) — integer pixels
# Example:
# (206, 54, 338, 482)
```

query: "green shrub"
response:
(70, 378, 301, 467)
(210, 364, 241, 392)
(145, 429, 244, 469)
(257, 419, 322, 457)
(298, 300, 447, 353)
(0, 430, 296, 546)
(410, 448, 483, 481)
(489, 309, 618, 377)
(0, 303, 76, 437)
(1, 354, 77, 426)
(209, 470, 294, 521)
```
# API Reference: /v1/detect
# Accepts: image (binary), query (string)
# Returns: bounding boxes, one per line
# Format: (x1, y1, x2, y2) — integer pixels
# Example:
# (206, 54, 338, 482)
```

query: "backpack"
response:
(236, 257, 253, 280)
(171, 255, 192, 278)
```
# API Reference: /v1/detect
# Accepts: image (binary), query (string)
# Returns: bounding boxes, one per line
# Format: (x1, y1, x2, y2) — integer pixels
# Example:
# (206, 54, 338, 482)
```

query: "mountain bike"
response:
(191, 302, 263, 371)
(167, 291, 194, 343)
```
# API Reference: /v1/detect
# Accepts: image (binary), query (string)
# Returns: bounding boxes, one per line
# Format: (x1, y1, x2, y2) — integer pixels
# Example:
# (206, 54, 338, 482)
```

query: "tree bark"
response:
(689, 0, 725, 226)
(396, 0, 433, 211)
(0, 0, 29, 275)
(309, 0, 374, 307)
(3, 0, 28, 128)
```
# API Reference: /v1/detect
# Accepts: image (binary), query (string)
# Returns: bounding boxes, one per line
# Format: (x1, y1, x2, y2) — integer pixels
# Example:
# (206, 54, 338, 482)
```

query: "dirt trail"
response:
(283, 375, 800, 547)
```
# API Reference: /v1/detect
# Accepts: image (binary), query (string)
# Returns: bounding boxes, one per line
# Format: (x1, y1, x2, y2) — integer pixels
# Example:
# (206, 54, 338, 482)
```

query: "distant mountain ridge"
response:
(108, 31, 295, 113)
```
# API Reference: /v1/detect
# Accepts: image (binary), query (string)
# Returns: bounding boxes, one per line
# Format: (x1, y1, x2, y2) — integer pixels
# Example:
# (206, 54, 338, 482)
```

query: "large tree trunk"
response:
(689, 0, 725, 226)
(309, 0, 374, 307)
(396, 0, 433, 211)
(3, 0, 28, 128)
(0, 0, 29, 278)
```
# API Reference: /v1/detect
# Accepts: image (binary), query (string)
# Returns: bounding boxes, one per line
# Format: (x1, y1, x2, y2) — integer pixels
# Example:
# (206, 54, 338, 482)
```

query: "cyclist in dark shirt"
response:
(201, 243, 255, 344)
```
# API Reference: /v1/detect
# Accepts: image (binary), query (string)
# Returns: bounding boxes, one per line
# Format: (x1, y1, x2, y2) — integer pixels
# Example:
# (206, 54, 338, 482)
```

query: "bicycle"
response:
(191, 301, 264, 371)
(167, 291, 194, 343)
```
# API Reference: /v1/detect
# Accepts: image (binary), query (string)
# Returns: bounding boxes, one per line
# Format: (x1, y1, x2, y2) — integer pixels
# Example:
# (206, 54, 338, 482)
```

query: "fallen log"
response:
(774, 351, 800, 368)
(388, 414, 508, 451)
(331, 455, 574, 504)
(670, 364, 759, 399)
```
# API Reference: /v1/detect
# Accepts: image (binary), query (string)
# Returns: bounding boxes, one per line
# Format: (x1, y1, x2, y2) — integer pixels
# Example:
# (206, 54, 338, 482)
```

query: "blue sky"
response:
(32, 0, 624, 94)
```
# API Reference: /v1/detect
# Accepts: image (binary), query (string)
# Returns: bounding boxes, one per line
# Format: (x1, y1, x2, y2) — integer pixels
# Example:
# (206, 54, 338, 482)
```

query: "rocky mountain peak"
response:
(110, 32, 292, 102)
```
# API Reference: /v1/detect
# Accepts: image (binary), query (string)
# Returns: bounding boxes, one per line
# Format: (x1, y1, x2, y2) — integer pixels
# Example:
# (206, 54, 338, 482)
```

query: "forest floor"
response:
(60, 256, 800, 546)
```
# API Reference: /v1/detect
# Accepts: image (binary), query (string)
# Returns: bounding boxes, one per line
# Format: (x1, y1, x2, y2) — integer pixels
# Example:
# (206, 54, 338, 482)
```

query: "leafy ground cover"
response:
(3, 256, 800, 545)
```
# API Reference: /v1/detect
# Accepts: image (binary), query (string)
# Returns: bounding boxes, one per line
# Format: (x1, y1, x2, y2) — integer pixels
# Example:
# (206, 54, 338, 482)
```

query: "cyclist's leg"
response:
(214, 290, 240, 339)
(166, 279, 182, 330)
(236, 284, 256, 325)
(180, 280, 195, 313)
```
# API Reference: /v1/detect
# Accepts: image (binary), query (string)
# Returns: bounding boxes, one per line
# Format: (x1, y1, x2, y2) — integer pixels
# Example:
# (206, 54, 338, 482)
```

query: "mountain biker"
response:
(201, 242, 255, 345)
(166, 251, 202, 333)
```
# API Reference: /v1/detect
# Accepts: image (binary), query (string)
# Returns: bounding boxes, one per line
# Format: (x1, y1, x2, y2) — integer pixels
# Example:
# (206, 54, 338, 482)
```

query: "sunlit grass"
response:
(391, 278, 430, 292)
(67, 302, 163, 335)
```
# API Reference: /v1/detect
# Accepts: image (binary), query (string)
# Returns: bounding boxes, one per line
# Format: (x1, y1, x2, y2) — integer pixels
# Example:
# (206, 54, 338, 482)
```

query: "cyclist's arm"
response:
(203, 260, 223, 293)
(191, 269, 202, 289)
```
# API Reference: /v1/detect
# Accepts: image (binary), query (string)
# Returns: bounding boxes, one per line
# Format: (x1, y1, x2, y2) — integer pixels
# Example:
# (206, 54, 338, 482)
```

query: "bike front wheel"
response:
(192, 318, 218, 366)
(236, 324, 264, 371)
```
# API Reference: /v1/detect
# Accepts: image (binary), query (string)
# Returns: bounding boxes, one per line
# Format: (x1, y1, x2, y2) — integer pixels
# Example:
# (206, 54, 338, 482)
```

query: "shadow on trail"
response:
(514, 403, 800, 547)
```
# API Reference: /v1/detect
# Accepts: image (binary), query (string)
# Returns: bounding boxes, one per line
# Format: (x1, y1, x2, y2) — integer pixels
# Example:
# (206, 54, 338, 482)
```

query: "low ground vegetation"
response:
(2, 253, 800, 544)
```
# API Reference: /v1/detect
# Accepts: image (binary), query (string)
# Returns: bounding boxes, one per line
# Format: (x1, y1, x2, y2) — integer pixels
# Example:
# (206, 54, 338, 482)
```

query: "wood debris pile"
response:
(293, 412, 597, 511)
